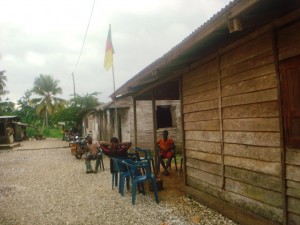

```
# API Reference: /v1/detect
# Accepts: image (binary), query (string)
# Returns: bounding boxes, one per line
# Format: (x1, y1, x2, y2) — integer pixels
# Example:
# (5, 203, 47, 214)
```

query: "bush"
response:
(45, 128, 62, 139)
(26, 127, 41, 138)
(26, 127, 62, 139)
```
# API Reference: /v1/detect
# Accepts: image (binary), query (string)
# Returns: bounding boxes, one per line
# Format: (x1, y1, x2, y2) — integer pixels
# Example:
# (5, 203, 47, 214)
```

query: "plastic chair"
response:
(95, 148, 105, 171)
(111, 157, 132, 196)
(110, 153, 139, 193)
(134, 147, 156, 173)
(156, 147, 178, 172)
(122, 157, 159, 205)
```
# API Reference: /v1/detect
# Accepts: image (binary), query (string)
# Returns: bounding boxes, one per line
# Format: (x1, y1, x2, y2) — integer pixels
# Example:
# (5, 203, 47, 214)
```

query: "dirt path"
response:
(0, 139, 236, 225)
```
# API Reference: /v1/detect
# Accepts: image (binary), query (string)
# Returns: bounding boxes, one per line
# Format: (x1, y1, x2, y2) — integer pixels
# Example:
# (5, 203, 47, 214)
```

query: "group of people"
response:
(84, 136, 132, 173)
(84, 130, 175, 176)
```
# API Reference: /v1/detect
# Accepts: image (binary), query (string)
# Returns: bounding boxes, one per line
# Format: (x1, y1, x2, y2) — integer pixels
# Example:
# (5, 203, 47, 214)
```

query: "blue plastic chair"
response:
(134, 147, 156, 174)
(122, 157, 159, 205)
(110, 153, 140, 194)
(111, 157, 133, 196)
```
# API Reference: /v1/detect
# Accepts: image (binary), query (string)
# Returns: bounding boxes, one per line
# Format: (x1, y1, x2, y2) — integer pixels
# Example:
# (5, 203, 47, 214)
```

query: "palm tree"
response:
(31, 74, 66, 129)
(0, 70, 8, 98)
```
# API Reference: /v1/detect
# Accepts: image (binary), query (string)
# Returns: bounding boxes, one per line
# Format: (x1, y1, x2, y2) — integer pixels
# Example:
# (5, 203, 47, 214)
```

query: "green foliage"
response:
(43, 128, 62, 138)
(3, 74, 103, 136)
(0, 70, 9, 96)
(26, 127, 42, 137)
(15, 90, 38, 124)
(30, 74, 66, 127)
(52, 92, 103, 127)
(52, 106, 80, 125)
(0, 101, 15, 116)
(26, 126, 62, 139)
(69, 92, 101, 107)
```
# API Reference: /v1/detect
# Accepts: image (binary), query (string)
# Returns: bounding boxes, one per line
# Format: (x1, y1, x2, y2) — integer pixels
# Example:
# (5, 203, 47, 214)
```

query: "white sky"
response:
(0, 0, 231, 104)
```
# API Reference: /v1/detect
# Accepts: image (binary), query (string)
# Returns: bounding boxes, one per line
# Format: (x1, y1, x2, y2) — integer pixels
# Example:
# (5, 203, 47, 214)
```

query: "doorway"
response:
(279, 55, 300, 148)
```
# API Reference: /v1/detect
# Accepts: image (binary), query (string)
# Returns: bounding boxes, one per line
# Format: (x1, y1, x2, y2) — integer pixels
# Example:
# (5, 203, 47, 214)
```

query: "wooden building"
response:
(82, 97, 182, 151)
(110, 0, 300, 224)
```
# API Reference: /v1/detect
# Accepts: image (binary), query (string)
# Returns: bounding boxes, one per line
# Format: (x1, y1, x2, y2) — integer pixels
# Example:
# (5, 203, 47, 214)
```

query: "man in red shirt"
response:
(157, 130, 175, 176)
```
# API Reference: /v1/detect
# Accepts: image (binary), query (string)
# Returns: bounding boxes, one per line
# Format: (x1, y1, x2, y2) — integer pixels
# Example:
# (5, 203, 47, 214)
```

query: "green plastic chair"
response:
(122, 158, 159, 205)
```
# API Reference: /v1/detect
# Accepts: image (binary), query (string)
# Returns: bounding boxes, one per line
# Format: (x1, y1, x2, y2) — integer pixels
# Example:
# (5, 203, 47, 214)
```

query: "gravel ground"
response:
(0, 138, 237, 225)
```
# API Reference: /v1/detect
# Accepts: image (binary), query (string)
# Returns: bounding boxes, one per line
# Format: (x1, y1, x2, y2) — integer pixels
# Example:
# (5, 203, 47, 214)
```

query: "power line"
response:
(71, 0, 96, 103)
(73, 0, 96, 74)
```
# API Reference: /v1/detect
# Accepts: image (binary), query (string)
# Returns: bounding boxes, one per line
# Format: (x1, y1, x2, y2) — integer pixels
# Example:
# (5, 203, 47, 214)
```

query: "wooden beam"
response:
(217, 52, 225, 189)
(133, 97, 137, 147)
(272, 28, 287, 225)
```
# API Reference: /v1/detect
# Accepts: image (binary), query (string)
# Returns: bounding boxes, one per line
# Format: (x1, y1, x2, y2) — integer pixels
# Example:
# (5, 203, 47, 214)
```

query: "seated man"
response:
(100, 137, 132, 158)
(99, 137, 132, 176)
(85, 136, 102, 174)
(157, 130, 175, 176)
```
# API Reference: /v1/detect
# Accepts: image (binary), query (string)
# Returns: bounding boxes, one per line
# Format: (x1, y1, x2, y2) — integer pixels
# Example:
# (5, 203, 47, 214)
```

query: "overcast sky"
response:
(0, 0, 231, 104)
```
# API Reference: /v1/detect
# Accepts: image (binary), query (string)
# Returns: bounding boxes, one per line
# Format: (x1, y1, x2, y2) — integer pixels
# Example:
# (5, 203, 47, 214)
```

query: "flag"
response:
(104, 25, 114, 70)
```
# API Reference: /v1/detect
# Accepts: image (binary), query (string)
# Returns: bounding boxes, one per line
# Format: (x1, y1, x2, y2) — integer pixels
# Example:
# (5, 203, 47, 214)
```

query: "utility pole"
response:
(72, 73, 76, 105)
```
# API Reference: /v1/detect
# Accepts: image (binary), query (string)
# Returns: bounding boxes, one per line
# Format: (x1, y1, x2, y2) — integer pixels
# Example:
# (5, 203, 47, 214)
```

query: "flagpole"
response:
(104, 24, 118, 139)
(112, 63, 118, 139)
(109, 24, 118, 139)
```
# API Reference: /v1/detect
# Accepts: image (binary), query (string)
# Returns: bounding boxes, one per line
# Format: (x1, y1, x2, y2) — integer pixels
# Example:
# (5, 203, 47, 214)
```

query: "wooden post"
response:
(272, 29, 287, 225)
(133, 97, 138, 147)
(217, 52, 225, 189)
(179, 74, 186, 182)
(152, 90, 158, 173)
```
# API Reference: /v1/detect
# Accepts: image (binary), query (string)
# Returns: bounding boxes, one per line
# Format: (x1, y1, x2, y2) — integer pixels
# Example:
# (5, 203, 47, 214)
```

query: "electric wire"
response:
(72, 0, 96, 74)
(61, 0, 96, 99)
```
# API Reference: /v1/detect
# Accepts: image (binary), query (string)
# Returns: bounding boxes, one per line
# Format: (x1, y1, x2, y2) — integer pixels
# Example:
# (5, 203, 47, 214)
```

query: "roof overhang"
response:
(110, 0, 300, 101)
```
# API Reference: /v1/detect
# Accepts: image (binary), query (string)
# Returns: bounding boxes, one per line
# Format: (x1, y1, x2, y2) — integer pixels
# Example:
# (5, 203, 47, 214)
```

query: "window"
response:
(156, 105, 173, 129)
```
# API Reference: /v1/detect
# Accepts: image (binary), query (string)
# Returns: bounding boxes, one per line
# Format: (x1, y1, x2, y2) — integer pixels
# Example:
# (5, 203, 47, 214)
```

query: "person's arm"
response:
(116, 142, 132, 154)
(99, 141, 109, 147)
(93, 140, 100, 148)
(120, 142, 132, 148)
(165, 139, 175, 152)
(100, 142, 112, 156)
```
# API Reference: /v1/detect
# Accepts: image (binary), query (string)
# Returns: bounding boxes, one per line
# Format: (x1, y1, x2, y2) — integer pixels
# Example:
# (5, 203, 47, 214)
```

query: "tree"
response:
(71, 92, 102, 108)
(30, 74, 66, 129)
(16, 90, 38, 124)
(52, 92, 103, 129)
(0, 98, 15, 116)
(0, 70, 9, 99)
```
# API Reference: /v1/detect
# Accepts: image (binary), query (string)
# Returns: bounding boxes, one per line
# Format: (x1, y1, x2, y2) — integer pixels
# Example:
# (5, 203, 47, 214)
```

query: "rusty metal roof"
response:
(110, 0, 297, 100)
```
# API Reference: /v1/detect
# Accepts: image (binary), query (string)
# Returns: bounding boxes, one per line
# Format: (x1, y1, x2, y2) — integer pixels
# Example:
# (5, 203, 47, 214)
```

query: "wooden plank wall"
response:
(182, 31, 283, 223)
(277, 21, 300, 225)
(119, 108, 130, 142)
(134, 100, 182, 151)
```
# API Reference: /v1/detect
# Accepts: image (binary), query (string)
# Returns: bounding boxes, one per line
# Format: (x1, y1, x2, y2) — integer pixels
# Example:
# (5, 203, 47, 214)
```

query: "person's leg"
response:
(165, 157, 172, 171)
(85, 155, 93, 173)
(163, 152, 174, 176)
(160, 155, 169, 176)
(156, 155, 165, 173)
(95, 154, 102, 172)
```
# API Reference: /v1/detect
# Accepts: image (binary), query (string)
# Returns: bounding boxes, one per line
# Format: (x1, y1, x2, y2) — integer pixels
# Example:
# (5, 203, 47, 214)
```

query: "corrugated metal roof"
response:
(110, 0, 251, 99)
(0, 116, 19, 119)
(110, 0, 297, 100)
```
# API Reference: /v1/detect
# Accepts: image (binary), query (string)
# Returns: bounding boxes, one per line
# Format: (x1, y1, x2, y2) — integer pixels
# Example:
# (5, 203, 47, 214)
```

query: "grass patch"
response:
(26, 127, 62, 139)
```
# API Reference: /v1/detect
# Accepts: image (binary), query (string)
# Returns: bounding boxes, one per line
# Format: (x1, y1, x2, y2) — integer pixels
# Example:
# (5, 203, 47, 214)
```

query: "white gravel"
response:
(0, 139, 237, 225)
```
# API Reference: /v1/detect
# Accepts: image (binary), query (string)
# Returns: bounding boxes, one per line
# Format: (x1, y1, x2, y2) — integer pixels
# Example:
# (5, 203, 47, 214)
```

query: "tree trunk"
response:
(45, 108, 48, 128)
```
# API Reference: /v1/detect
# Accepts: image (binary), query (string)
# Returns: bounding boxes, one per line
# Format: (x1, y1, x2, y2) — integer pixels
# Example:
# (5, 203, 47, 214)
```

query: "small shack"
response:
(0, 116, 28, 148)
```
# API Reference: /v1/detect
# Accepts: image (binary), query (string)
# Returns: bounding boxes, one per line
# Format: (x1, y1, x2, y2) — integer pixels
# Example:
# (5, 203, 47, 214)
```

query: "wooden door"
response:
(280, 56, 300, 148)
